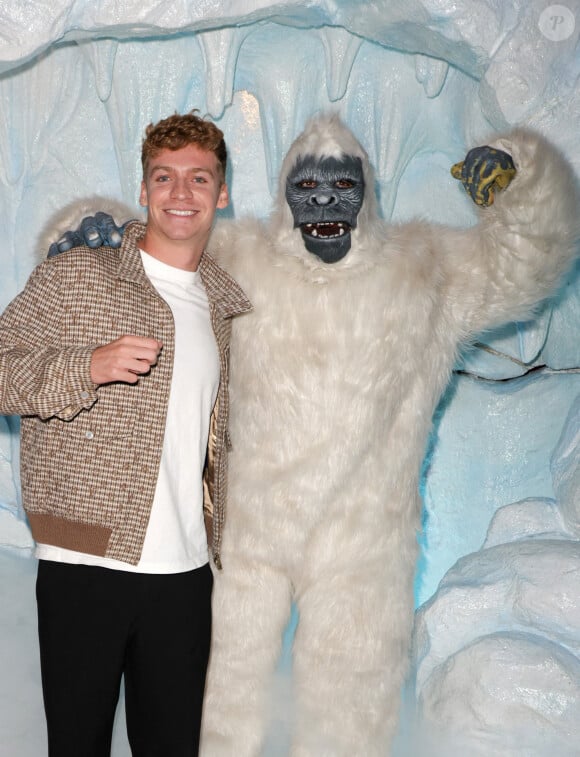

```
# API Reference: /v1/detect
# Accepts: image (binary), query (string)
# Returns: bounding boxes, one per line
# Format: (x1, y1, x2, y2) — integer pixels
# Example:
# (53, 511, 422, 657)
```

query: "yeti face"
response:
(285, 154, 365, 264)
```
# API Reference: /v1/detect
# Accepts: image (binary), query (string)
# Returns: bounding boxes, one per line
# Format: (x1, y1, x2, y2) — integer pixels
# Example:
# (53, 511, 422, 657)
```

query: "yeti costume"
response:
(42, 116, 579, 756)
(198, 116, 579, 756)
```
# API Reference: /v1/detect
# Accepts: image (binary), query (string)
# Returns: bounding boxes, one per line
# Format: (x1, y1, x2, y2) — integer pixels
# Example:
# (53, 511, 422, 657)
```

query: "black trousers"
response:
(36, 560, 213, 757)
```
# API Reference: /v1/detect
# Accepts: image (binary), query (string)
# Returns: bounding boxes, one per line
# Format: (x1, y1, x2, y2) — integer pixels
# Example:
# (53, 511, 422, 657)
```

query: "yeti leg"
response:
(200, 556, 292, 757)
(290, 556, 415, 757)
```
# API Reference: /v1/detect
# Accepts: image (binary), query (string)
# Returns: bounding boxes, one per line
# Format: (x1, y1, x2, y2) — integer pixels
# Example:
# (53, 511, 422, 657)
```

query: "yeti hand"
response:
(47, 213, 130, 258)
(451, 146, 516, 207)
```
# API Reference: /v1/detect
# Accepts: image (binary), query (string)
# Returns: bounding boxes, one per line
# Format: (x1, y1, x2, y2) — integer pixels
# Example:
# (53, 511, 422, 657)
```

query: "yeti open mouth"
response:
(301, 221, 350, 239)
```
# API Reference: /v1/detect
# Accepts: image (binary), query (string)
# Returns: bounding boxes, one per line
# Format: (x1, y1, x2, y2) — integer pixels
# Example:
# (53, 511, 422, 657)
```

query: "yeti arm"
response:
(438, 129, 579, 337)
(0, 261, 98, 420)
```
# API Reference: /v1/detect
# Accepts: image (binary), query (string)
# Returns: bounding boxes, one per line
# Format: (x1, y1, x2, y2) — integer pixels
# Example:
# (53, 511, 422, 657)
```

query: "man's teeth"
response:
(167, 209, 195, 216)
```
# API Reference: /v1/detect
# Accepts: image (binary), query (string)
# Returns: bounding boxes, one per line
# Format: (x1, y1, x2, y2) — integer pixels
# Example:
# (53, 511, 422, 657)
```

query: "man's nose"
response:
(171, 178, 192, 198)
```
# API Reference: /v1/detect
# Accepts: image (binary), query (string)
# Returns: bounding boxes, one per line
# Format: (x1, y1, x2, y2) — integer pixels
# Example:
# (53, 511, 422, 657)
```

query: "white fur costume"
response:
(199, 118, 579, 757)
(43, 117, 579, 756)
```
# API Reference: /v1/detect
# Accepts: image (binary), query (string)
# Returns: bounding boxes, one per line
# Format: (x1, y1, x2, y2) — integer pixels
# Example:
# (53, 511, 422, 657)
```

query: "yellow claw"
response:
(493, 166, 516, 190)
(450, 161, 464, 180)
(477, 163, 516, 206)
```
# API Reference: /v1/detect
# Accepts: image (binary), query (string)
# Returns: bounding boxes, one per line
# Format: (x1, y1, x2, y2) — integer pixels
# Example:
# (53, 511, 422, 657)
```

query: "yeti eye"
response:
(335, 179, 354, 189)
(297, 179, 317, 189)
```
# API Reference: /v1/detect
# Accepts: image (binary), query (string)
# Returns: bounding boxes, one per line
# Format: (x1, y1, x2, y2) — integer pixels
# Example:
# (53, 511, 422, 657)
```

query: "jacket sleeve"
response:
(436, 128, 580, 338)
(0, 260, 98, 420)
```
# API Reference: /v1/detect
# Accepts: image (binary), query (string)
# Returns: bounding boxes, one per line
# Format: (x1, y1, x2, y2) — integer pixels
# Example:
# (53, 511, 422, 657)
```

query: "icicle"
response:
(81, 39, 118, 102)
(415, 54, 449, 98)
(198, 27, 250, 119)
(319, 26, 362, 102)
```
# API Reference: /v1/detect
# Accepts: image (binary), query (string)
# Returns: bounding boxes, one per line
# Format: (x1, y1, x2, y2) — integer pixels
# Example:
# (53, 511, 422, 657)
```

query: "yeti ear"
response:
(36, 197, 142, 262)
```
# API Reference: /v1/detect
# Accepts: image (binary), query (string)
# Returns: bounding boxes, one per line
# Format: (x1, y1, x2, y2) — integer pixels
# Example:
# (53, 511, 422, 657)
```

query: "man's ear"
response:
(217, 183, 229, 210)
(139, 180, 148, 208)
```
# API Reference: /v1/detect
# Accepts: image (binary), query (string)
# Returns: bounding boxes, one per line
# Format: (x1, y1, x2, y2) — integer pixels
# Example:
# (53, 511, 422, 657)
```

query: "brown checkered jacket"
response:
(0, 221, 251, 568)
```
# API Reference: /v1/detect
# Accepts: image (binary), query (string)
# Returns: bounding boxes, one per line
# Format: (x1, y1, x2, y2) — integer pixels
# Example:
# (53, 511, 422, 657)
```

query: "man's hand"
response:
(90, 336, 163, 386)
(48, 213, 130, 258)
(451, 146, 516, 207)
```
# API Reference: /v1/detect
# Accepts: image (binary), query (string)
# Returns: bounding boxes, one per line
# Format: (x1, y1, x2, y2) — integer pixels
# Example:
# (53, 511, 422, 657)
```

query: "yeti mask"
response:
(274, 114, 379, 271)
(285, 154, 365, 264)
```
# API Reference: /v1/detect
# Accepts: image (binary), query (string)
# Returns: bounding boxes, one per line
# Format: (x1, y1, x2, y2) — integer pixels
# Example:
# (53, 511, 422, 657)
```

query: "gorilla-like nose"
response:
(309, 192, 337, 206)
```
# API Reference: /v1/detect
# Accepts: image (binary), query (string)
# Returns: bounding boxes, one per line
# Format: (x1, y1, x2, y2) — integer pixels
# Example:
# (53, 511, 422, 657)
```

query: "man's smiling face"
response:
(139, 143, 229, 255)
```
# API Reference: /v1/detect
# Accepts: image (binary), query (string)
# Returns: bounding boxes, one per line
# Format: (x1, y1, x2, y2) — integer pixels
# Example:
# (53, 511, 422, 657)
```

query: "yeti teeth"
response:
(304, 221, 348, 239)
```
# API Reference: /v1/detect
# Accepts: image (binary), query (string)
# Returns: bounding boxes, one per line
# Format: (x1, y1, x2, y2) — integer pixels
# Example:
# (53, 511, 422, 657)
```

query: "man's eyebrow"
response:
(150, 165, 214, 174)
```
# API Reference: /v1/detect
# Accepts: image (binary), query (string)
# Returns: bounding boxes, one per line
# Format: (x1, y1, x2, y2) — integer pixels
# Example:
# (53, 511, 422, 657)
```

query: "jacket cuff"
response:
(55, 346, 98, 420)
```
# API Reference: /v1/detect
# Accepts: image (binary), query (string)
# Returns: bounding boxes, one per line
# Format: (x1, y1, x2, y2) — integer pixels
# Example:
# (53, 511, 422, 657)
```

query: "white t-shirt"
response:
(35, 249, 220, 573)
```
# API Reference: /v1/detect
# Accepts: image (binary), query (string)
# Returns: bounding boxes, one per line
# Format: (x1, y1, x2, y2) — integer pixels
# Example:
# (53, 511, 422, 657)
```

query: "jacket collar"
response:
(117, 221, 252, 319)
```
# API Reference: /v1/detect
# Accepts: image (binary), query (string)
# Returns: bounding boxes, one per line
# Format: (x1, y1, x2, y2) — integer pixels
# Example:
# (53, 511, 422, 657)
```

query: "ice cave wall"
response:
(0, 2, 579, 752)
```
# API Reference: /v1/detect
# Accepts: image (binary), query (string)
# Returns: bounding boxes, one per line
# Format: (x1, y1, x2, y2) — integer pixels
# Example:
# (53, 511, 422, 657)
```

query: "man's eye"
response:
(156, 175, 170, 182)
(193, 176, 207, 184)
(336, 179, 354, 189)
(297, 179, 317, 189)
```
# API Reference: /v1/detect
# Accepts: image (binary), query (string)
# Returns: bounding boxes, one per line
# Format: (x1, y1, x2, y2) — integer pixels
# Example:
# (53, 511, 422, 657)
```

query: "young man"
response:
(0, 112, 250, 756)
